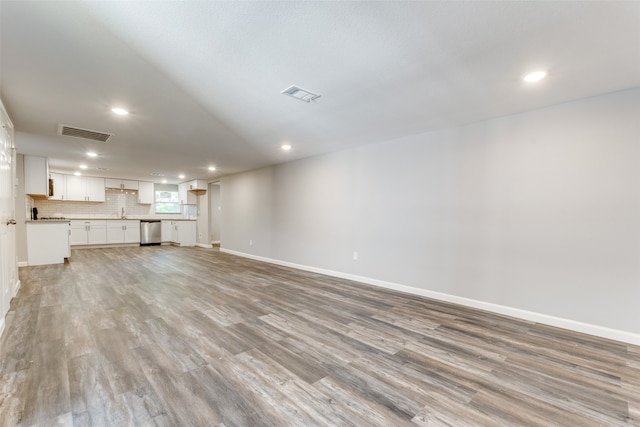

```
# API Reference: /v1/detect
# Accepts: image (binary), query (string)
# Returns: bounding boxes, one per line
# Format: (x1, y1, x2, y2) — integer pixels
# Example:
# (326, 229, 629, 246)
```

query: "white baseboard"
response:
(196, 243, 213, 249)
(17, 261, 28, 268)
(211, 240, 220, 244)
(0, 318, 4, 340)
(13, 279, 20, 298)
(221, 248, 640, 346)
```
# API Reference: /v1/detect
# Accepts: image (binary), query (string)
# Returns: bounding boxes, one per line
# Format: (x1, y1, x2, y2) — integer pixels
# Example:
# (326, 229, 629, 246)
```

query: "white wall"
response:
(220, 88, 640, 340)
(196, 191, 209, 246)
(209, 183, 220, 243)
(221, 167, 274, 257)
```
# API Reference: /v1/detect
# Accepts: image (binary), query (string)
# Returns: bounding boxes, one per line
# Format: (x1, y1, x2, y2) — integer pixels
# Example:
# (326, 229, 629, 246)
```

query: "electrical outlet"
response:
(353, 251, 358, 260)
(249, 239, 253, 246)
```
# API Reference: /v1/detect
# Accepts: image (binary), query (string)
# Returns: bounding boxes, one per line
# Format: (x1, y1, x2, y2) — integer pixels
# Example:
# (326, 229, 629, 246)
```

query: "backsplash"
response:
(26, 189, 189, 219)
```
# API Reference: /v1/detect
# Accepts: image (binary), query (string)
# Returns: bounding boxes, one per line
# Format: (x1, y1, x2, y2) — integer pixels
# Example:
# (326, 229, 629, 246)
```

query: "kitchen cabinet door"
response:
(69, 221, 88, 245)
(49, 173, 67, 200)
(66, 176, 105, 202)
(87, 221, 107, 244)
(105, 178, 138, 190)
(138, 181, 154, 204)
(106, 222, 125, 244)
(171, 221, 179, 243)
(71, 220, 106, 245)
(161, 220, 173, 242)
(24, 155, 49, 196)
(66, 175, 86, 201)
(85, 177, 105, 202)
(188, 180, 207, 191)
(123, 221, 141, 243)
(178, 182, 196, 205)
(175, 221, 196, 246)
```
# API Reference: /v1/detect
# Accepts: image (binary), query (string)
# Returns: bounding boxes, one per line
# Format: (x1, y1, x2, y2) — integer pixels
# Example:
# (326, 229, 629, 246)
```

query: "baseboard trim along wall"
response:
(17, 262, 28, 268)
(196, 243, 213, 249)
(221, 248, 640, 346)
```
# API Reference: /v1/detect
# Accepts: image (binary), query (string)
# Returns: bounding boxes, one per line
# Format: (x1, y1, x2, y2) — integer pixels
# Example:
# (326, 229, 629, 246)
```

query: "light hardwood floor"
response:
(0, 246, 638, 426)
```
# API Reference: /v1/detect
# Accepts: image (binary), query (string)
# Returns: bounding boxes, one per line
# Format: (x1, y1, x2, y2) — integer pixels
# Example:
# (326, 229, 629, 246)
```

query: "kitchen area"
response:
(18, 154, 208, 267)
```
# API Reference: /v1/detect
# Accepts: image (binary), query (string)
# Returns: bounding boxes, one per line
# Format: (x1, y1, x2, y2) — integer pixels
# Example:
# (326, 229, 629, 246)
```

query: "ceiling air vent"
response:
(58, 124, 113, 142)
(281, 85, 321, 103)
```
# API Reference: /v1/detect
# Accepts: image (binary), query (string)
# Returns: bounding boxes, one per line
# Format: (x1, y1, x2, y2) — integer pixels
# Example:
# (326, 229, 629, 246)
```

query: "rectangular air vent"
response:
(281, 85, 321, 103)
(58, 124, 113, 142)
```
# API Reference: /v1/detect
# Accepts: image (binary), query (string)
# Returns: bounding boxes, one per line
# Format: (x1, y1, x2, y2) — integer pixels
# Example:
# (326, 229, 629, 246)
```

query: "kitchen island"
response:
(26, 220, 70, 266)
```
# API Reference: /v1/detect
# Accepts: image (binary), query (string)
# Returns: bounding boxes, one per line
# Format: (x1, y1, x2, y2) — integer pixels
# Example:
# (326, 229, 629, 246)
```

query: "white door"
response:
(0, 101, 17, 331)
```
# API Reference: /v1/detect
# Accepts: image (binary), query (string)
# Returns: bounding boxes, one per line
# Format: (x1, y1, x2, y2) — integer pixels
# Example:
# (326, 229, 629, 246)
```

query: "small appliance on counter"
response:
(32, 207, 38, 220)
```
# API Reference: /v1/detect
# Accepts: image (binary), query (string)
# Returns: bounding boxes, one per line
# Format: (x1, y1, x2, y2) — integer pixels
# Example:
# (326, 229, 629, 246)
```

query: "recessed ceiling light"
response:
(281, 144, 292, 151)
(111, 107, 129, 115)
(161, 179, 167, 184)
(79, 164, 88, 170)
(281, 85, 321, 103)
(523, 70, 547, 83)
(178, 174, 185, 179)
(150, 172, 165, 177)
(208, 166, 216, 171)
(74, 171, 82, 176)
(86, 152, 98, 158)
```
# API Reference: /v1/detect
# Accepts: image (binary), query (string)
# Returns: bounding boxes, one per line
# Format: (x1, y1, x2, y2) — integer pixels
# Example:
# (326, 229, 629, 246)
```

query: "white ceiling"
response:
(1, 1, 639, 184)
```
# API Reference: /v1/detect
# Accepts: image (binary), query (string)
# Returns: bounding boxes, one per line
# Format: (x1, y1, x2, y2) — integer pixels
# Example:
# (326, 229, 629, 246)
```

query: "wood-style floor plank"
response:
(0, 245, 638, 426)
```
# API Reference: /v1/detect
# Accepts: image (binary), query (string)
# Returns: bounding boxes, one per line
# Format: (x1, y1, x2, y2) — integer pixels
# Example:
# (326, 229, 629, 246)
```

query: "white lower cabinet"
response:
(161, 220, 196, 246)
(69, 220, 107, 245)
(161, 220, 173, 242)
(107, 220, 140, 244)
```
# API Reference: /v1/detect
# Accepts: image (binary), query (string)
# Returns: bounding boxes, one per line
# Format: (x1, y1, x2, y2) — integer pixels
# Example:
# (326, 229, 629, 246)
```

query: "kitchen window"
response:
(155, 190, 180, 213)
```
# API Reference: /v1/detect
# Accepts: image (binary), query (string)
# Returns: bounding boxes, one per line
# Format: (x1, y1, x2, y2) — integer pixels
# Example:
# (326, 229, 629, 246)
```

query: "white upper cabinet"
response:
(66, 175, 105, 202)
(187, 180, 207, 191)
(105, 178, 139, 191)
(178, 182, 197, 205)
(86, 177, 106, 202)
(48, 173, 67, 200)
(178, 179, 207, 204)
(137, 181, 154, 204)
(24, 155, 49, 197)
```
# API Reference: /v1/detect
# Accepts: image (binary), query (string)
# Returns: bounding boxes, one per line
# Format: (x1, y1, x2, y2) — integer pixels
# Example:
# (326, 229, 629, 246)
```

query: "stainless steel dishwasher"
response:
(140, 220, 161, 246)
